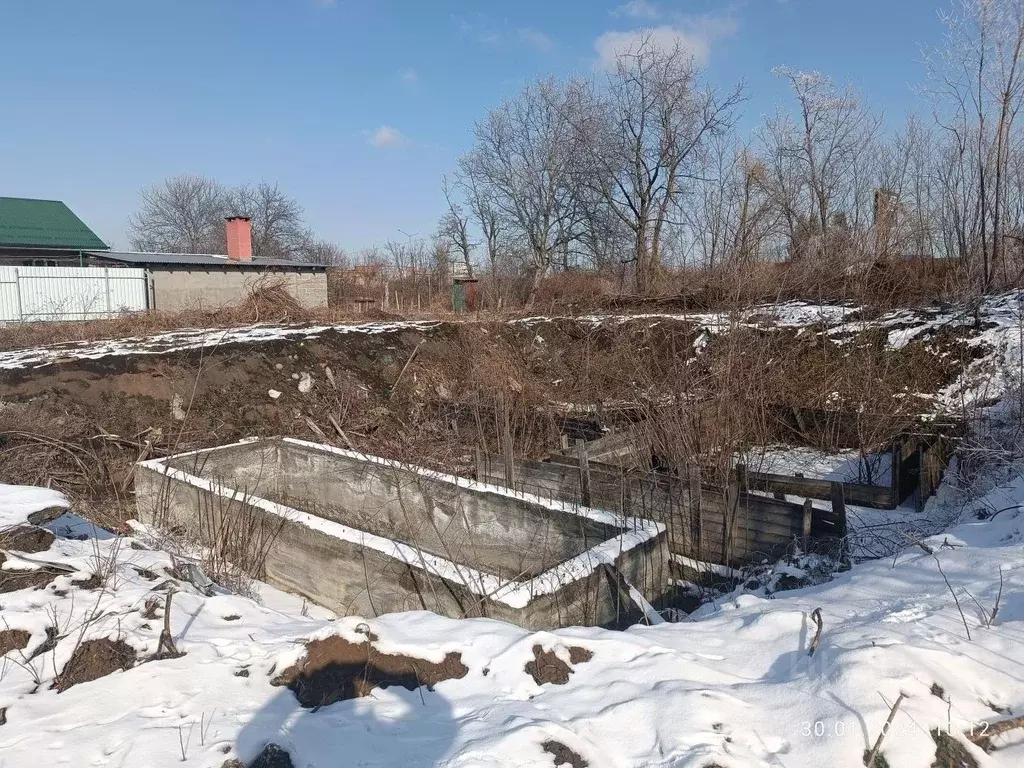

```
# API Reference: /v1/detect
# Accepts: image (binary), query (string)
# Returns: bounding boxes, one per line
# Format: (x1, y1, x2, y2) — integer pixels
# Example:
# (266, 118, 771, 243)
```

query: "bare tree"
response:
(227, 181, 310, 260)
(438, 175, 474, 278)
(573, 33, 743, 293)
(876, 115, 940, 260)
(129, 176, 332, 261)
(455, 157, 506, 279)
(463, 78, 582, 308)
(295, 238, 348, 266)
(926, 0, 1024, 288)
(759, 68, 880, 262)
(680, 135, 778, 270)
(128, 174, 226, 253)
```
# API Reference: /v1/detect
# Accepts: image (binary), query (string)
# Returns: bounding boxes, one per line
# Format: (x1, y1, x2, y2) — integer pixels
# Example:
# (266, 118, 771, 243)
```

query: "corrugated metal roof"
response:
(86, 251, 327, 270)
(0, 197, 109, 250)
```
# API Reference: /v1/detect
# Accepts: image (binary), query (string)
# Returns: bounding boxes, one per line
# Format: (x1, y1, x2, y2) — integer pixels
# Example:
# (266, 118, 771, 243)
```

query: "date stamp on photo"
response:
(798, 718, 991, 740)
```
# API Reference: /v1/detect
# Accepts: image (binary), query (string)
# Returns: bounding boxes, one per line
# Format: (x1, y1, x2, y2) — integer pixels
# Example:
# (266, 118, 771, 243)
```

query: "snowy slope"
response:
(2, 473, 1024, 767)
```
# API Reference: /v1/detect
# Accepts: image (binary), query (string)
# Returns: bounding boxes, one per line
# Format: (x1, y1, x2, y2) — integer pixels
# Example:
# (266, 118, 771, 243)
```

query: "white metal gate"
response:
(0, 266, 149, 323)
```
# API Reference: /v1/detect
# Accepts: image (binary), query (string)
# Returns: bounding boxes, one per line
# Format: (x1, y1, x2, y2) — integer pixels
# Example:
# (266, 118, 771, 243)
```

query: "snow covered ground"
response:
(4, 296, 1024, 766)
(742, 445, 892, 487)
(0, 320, 442, 371)
(2, 452, 1024, 766)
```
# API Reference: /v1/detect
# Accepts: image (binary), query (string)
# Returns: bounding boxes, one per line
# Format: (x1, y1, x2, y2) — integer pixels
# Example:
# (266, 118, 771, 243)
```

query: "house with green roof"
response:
(0, 197, 109, 266)
(0, 196, 328, 316)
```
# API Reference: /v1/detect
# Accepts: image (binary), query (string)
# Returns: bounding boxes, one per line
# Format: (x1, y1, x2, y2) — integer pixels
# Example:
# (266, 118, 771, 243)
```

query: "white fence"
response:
(0, 266, 149, 323)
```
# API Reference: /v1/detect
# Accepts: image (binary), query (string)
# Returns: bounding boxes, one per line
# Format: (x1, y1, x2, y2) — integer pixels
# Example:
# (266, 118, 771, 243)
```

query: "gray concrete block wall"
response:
(275, 442, 615, 579)
(150, 269, 328, 311)
(135, 438, 669, 630)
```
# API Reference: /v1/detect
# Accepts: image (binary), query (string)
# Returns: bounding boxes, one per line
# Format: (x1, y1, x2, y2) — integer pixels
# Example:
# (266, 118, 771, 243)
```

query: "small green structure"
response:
(452, 277, 479, 312)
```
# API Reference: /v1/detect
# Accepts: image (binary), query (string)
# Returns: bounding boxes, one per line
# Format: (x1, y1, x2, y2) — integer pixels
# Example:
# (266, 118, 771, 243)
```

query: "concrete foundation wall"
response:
(150, 269, 328, 311)
(139, 438, 668, 630)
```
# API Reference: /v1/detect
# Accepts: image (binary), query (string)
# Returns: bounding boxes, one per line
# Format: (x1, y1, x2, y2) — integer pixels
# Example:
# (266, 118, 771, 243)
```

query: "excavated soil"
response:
(52, 638, 137, 692)
(220, 743, 294, 768)
(0, 554, 61, 593)
(0, 526, 55, 554)
(543, 740, 589, 768)
(0, 629, 30, 657)
(272, 635, 468, 709)
(524, 644, 593, 686)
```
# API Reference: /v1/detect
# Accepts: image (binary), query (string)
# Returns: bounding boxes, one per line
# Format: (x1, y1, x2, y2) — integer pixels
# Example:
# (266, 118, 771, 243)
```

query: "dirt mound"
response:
(272, 635, 468, 709)
(220, 743, 295, 768)
(0, 554, 61, 593)
(543, 740, 589, 768)
(52, 638, 137, 692)
(524, 644, 593, 686)
(0, 629, 30, 657)
(0, 526, 55, 553)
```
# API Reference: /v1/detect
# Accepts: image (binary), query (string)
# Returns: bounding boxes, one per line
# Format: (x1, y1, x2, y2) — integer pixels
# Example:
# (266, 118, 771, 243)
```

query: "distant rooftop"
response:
(86, 250, 326, 270)
(0, 197, 109, 251)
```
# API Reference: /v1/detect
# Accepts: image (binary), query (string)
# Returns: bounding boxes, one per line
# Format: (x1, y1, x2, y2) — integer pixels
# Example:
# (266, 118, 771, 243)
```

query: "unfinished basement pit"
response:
(135, 437, 667, 630)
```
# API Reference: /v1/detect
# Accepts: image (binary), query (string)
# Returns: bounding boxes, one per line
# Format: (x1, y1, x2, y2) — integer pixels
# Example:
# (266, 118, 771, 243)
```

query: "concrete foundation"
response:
(135, 438, 667, 630)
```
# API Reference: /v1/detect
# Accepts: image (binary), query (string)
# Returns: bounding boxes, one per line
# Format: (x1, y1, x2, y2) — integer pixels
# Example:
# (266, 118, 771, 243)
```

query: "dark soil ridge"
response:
(543, 740, 589, 768)
(525, 644, 593, 686)
(0, 526, 55, 554)
(272, 634, 468, 709)
(52, 638, 137, 692)
(0, 628, 30, 657)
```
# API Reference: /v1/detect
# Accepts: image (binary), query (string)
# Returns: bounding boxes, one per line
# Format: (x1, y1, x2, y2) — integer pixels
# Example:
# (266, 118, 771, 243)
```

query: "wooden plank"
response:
(739, 502, 802, 530)
(802, 498, 813, 551)
(830, 482, 848, 537)
(745, 470, 894, 509)
(500, 398, 515, 487)
(577, 438, 592, 508)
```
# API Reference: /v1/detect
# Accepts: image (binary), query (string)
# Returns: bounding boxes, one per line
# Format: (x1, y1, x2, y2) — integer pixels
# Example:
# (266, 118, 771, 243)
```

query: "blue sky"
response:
(0, 0, 948, 252)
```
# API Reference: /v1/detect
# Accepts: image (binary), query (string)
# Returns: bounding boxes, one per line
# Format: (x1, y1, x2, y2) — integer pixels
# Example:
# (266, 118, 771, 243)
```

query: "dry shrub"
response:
(193, 493, 287, 594)
(532, 272, 617, 313)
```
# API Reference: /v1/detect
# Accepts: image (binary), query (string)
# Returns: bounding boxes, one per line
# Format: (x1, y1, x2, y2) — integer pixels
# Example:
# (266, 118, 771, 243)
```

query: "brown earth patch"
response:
(543, 740, 589, 768)
(0, 526, 55, 554)
(219, 742, 294, 768)
(525, 644, 593, 686)
(0, 554, 60, 593)
(52, 638, 137, 692)
(931, 729, 979, 767)
(71, 572, 104, 590)
(0, 629, 30, 657)
(271, 634, 468, 709)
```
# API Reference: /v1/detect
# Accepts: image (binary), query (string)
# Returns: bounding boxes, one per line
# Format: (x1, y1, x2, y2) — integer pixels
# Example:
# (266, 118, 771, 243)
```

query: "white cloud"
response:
(612, 0, 661, 20)
(454, 14, 503, 46)
(594, 15, 737, 69)
(367, 125, 408, 149)
(399, 68, 419, 85)
(518, 27, 556, 53)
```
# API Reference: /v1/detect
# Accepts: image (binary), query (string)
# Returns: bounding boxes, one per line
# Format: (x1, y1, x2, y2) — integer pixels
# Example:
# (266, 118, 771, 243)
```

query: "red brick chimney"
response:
(225, 216, 253, 261)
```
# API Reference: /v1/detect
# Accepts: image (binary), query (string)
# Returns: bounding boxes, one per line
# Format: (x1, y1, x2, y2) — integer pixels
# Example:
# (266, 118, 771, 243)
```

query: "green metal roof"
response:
(0, 197, 108, 250)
